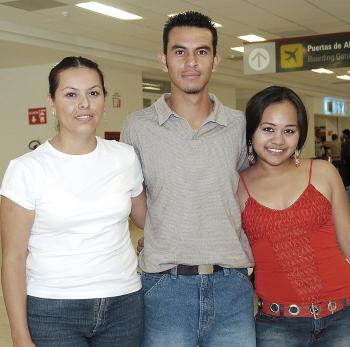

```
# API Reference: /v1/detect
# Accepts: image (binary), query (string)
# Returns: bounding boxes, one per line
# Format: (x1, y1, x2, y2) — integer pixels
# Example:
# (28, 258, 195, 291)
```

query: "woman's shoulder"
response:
(311, 158, 338, 177)
(9, 141, 50, 167)
(309, 159, 340, 199)
(98, 137, 135, 152)
(98, 138, 138, 162)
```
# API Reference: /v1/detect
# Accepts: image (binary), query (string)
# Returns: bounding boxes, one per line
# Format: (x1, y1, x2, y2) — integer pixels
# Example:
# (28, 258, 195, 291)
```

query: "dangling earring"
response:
(294, 148, 300, 167)
(248, 141, 255, 166)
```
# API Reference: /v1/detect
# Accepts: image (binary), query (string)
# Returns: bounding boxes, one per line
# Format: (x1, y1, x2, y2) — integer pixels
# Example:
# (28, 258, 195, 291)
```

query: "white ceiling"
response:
(0, 0, 349, 98)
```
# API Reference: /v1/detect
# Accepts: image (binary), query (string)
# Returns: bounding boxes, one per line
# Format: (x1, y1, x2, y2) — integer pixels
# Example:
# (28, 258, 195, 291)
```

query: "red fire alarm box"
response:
(28, 108, 47, 125)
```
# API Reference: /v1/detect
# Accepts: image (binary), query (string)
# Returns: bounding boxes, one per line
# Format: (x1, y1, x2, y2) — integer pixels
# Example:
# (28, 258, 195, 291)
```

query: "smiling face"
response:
(160, 26, 220, 95)
(49, 67, 105, 138)
(252, 100, 300, 166)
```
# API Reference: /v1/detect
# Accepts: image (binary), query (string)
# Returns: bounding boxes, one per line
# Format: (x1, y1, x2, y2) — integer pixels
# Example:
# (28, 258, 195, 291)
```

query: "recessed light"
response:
(230, 47, 244, 53)
(336, 75, 350, 80)
(238, 34, 266, 42)
(76, 2, 142, 20)
(142, 82, 161, 88)
(143, 86, 161, 91)
(311, 68, 334, 74)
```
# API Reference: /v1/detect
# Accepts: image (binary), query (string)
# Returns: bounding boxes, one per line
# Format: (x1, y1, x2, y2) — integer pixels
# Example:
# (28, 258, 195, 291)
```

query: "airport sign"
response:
(244, 32, 350, 75)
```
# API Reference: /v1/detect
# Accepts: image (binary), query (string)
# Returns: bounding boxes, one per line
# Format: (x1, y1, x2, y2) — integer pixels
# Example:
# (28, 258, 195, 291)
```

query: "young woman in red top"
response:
(238, 86, 350, 346)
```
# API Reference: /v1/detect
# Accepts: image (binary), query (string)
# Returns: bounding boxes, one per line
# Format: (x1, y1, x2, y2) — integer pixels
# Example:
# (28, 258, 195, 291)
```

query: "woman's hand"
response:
(13, 336, 36, 347)
(136, 236, 144, 255)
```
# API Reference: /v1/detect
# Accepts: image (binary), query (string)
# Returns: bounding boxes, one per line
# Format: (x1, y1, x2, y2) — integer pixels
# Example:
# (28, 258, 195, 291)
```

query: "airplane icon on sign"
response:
(285, 48, 298, 62)
(280, 43, 303, 68)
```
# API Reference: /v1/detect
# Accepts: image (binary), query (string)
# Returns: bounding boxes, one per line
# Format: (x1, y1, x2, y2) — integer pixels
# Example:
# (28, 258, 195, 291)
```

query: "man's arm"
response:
(237, 115, 249, 171)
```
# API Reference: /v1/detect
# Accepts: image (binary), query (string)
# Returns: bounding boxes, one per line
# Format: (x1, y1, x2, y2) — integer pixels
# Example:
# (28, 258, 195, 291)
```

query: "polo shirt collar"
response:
(154, 94, 173, 125)
(155, 93, 228, 126)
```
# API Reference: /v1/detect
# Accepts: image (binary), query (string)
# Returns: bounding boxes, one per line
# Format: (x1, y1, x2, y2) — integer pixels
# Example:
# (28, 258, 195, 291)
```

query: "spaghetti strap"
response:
(239, 173, 251, 197)
(308, 159, 313, 184)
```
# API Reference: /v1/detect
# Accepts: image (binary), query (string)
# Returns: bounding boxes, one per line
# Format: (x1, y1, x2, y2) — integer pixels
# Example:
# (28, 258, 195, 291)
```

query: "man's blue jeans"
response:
(256, 307, 350, 346)
(27, 289, 143, 346)
(141, 267, 256, 347)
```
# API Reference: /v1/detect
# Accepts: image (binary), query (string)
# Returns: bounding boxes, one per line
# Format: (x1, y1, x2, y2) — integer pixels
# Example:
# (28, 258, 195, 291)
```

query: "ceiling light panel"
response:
(336, 75, 350, 80)
(230, 47, 244, 53)
(311, 68, 334, 74)
(238, 34, 266, 42)
(76, 2, 142, 20)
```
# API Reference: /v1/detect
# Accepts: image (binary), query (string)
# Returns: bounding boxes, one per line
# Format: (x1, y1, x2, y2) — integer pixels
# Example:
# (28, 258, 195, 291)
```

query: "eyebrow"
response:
(62, 85, 102, 91)
(170, 45, 212, 51)
(260, 122, 297, 127)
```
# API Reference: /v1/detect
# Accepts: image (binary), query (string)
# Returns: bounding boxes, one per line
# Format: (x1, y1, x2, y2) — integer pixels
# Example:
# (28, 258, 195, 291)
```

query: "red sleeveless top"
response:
(241, 160, 350, 303)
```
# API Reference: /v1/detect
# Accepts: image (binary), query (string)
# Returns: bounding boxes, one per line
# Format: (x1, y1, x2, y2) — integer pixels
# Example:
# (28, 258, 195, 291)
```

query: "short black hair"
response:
(245, 86, 308, 151)
(49, 56, 107, 98)
(343, 129, 350, 137)
(163, 11, 218, 56)
(331, 134, 338, 141)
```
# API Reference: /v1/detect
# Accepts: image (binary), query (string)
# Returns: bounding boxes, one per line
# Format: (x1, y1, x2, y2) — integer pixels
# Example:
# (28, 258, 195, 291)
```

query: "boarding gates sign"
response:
(244, 32, 350, 75)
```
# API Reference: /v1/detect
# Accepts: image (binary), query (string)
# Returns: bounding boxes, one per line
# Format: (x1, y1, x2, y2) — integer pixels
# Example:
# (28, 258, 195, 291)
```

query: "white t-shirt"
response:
(0, 137, 143, 299)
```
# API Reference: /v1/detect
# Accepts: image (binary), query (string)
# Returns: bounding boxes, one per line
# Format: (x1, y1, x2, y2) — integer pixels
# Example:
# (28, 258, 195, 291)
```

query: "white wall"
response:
(0, 62, 143, 180)
(0, 64, 53, 179)
(98, 65, 143, 136)
(209, 83, 236, 109)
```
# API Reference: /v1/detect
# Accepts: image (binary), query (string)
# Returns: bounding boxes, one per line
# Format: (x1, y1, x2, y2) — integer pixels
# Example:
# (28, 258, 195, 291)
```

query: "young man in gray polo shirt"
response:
(121, 11, 255, 347)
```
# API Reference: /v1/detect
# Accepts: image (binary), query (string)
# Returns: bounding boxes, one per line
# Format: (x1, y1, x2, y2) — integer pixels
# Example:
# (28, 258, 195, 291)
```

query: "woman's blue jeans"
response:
(256, 307, 350, 347)
(27, 289, 143, 346)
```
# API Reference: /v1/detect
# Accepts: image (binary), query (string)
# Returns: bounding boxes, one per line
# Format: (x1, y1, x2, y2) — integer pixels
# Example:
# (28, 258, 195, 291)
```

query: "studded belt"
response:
(258, 297, 350, 319)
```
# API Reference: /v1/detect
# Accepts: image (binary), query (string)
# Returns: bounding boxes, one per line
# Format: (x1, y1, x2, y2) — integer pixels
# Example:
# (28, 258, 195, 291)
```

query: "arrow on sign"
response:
(248, 48, 271, 71)
(251, 52, 267, 68)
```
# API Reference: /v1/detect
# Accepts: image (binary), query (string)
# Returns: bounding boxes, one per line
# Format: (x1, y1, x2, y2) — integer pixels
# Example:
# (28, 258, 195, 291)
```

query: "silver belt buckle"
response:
(310, 303, 320, 319)
(198, 264, 214, 274)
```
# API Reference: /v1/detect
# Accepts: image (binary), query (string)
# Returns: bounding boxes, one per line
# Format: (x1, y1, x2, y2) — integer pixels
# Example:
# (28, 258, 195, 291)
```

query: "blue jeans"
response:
(256, 307, 350, 346)
(27, 289, 143, 347)
(142, 267, 256, 347)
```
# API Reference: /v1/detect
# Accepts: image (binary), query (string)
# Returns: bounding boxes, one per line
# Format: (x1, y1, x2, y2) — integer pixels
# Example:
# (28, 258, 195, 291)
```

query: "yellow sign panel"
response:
(280, 43, 303, 68)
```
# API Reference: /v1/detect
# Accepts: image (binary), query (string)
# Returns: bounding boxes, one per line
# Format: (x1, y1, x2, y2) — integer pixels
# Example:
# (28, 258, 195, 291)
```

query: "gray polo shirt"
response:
(121, 93, 253, 272)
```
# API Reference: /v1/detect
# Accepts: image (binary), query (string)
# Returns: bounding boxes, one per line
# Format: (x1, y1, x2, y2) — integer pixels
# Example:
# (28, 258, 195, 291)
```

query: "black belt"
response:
(159, 264, 224, 275)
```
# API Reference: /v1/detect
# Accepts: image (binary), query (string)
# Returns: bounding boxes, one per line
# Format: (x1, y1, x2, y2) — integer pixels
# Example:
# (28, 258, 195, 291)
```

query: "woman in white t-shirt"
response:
(0, 56, 146, 347)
